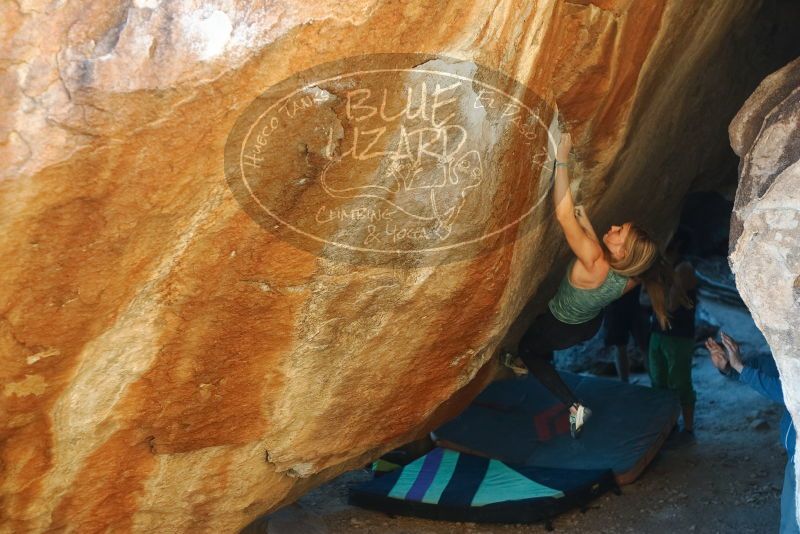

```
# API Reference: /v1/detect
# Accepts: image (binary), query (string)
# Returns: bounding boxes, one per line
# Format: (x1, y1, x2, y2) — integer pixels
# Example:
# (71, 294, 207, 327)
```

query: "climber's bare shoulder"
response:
(557, 210, 604, 272)
(569, 253, 611, 289)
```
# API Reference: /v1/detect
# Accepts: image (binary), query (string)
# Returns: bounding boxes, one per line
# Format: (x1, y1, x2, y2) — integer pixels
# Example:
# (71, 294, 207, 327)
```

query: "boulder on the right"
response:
(728, 56, 800, 455)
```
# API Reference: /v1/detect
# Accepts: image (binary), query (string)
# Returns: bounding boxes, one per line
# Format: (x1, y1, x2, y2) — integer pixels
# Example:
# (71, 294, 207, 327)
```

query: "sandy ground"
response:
(247, 298, 788, 534)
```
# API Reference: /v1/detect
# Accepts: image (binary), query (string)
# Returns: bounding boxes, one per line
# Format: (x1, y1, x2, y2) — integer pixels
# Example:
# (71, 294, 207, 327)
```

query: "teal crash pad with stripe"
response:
(471, 458, 564, 505)
(348, 448, 615, 524)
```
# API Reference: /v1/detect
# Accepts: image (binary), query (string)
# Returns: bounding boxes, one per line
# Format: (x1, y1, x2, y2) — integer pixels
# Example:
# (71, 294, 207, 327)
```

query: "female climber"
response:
(511, 132, 673, 439)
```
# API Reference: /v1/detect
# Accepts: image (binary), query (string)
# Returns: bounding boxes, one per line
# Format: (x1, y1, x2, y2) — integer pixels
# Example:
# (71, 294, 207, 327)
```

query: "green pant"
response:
(648, 332, 696, 408)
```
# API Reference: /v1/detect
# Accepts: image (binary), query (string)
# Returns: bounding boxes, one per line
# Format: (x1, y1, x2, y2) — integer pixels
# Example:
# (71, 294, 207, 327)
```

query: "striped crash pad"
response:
(434, 371, 681, 485)
(348, 447, 616, 524)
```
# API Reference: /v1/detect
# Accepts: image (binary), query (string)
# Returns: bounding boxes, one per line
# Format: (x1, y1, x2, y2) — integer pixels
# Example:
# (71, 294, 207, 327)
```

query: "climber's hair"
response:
(607, 224, 658, 278)
(605, 223, 672, 330)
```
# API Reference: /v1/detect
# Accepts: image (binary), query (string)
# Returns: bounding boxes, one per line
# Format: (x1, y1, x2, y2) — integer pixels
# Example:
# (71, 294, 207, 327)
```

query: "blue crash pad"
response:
(433, 372, 680, 484)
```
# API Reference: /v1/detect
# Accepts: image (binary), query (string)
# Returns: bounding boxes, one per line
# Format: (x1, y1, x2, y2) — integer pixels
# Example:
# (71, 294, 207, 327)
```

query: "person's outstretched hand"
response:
(557, 133, 572, 162)
(720, 331, 744, 373)
(705, 337, 730, 375)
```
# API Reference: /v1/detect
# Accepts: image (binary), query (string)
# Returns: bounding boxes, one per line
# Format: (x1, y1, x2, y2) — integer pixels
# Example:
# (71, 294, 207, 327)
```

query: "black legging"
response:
(517, 308, 605, 406)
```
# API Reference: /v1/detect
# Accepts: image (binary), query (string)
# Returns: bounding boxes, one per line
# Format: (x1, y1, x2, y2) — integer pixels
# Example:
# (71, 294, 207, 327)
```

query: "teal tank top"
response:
(548, 258, 629, 324)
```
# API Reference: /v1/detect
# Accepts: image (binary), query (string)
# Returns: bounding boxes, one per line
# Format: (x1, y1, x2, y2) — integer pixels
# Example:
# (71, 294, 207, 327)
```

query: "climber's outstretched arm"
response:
(552, 134, 603, 269)
(575, 205, 599, 242)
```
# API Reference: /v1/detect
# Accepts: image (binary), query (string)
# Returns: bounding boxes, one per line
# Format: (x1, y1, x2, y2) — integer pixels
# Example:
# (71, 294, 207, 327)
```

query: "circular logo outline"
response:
(225, 53, 559, 264)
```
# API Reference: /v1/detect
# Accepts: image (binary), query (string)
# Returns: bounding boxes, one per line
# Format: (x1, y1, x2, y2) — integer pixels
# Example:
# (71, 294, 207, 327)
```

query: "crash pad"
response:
(433, 372, 680, 485)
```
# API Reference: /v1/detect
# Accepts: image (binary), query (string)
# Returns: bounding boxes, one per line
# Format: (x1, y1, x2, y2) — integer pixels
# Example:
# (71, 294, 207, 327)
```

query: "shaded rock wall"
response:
(1, 0, 798, 532)
(728, 56, 800, 519)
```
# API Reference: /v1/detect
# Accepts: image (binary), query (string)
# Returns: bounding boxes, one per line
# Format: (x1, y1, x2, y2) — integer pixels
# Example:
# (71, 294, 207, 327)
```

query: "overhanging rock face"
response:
(1, 1, 797, 531)
(728, 57, 800, 502)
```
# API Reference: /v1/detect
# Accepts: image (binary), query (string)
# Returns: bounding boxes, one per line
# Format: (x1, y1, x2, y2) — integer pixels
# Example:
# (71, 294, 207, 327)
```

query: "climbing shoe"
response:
(569, 404, 592, 439)
(501, 353, 529, 376)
